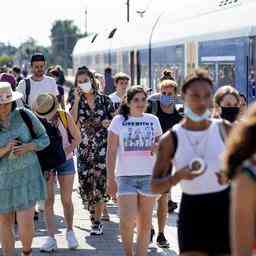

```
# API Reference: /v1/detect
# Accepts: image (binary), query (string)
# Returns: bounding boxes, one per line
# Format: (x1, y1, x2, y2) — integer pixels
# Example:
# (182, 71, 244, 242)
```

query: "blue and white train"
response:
(73, 0, 256, 102)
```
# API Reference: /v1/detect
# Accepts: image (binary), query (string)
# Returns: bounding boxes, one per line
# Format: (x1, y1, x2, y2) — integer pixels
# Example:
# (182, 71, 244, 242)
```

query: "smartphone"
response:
(14, 138, 22, 146)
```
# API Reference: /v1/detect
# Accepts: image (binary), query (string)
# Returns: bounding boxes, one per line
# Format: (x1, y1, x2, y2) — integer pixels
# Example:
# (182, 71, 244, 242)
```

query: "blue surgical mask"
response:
(184, 105, 210, 122)
(160, 95, 175, 106)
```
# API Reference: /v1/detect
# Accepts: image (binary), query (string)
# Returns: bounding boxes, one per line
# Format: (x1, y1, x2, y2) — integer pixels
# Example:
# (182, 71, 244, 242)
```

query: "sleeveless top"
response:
(172, 119, 229, 195)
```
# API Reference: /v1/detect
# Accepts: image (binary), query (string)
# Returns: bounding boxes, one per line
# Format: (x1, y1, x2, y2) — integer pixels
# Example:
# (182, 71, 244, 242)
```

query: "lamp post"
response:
(126, 0, 130, 22)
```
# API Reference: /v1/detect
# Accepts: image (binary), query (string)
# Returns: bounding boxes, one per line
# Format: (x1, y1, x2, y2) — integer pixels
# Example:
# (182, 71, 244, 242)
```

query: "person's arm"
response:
(151, 131, 203, 193)
(106, 131, 119, 198)
(14, 110, 50, 156)
(231, 171, 256, 256)
(0, 140, 19, 158)
(151, 131, 179, 193)
(63, 112, 81, 156)
(70, 88, 81, 124)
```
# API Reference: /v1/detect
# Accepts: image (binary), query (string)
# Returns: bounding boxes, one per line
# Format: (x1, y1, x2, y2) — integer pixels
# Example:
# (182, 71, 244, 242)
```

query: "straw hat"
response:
(0, 82, 22, 104)
(33, 93, 59, 120)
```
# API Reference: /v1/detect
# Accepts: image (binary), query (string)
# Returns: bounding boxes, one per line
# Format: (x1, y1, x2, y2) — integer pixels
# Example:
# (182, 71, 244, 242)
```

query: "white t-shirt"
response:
(108, 113, 163, 177)
(17, 75, 59, 108)
(109, 92, 122, 109)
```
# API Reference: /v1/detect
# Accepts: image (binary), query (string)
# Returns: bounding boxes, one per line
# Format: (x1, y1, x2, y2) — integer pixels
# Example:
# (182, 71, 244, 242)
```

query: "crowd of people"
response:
(0, 52, 255, 256)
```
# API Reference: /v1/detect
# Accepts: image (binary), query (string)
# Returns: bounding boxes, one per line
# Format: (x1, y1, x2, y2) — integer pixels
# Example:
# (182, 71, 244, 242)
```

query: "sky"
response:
(1, 0, 205, 47)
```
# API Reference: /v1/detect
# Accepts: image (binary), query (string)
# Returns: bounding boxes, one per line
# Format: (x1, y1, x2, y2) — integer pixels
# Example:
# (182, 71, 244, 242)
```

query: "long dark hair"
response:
(119, 86, 147, 121)
(223, 103, 256, 179)
(74, 66, 98, 93)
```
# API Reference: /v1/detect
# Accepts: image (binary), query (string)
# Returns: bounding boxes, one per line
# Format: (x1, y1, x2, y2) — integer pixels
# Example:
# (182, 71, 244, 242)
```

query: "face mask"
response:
(220, 107, 240, 123)
(79, 81, 92, 93)
(184, 105, 210, 122)
(160, 95, 175, 106)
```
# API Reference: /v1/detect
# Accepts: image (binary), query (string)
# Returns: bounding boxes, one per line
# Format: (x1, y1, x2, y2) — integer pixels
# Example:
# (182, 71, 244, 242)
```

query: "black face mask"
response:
(220, 107, 240, 123)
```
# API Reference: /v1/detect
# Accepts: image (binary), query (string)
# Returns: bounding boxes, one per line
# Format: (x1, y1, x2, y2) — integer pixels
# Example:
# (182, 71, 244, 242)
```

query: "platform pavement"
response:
(10, 180, 181, 256)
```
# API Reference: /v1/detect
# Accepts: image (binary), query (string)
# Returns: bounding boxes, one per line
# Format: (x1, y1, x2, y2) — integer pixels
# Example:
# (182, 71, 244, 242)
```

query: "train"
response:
(73, 0, 256, 102)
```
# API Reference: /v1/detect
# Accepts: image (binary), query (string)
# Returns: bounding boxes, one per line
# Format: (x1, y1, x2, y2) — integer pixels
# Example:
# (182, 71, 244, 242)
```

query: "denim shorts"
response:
(55, 159, 76, 176)
(116, 175, 157, 197)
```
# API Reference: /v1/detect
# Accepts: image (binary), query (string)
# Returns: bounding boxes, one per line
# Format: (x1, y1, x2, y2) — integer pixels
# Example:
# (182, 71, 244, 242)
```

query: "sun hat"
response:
(33, 93, 59, 120)
(0, 82, 22, 104)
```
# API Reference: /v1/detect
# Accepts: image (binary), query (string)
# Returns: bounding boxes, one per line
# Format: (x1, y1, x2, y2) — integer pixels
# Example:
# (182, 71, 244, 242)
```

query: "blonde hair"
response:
(159, 79, 177, 91)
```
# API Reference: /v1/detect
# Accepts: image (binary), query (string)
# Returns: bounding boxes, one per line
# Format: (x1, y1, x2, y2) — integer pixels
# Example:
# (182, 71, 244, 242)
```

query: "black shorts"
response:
(178, 188, 231, 254)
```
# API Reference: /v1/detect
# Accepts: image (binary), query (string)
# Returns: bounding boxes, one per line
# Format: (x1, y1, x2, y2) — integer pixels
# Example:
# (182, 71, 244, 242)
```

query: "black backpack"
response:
(19, 109, 66, 172)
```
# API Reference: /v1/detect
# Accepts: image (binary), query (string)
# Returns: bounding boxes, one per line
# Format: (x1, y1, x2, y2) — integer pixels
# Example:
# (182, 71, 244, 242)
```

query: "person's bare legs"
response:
(0, 212, 15, 256)
(94, 201, 104, 222)
(135, 194, 156, 256)
(118, 195, 138, 256)
(16, 207, 35, 253)
(44, 174, 56, 237)
(58, 174, 75, 231)
(157, 193, 168, 233)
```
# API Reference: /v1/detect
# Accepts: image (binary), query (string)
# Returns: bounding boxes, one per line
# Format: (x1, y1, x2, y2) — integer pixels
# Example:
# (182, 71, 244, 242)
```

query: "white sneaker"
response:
(40, 237, 57, 252)
(66, 230, 79, 250)
(37, 200, 45, 212)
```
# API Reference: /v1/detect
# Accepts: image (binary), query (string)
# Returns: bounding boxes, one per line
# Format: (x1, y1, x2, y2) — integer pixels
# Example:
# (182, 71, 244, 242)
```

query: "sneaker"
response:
(90, 221, 103, 236)
(150, 228, 155, 243)
(34, 211, 39, 221)
(37, 201, 45, 212)
(168, 200, 178, 214)
(157, 233, 170, 248)
(40, 237, 57, 252)
(66, 230, 79, 250)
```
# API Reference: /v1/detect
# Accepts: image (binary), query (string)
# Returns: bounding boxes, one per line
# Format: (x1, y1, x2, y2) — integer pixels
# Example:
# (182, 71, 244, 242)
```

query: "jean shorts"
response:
(55, 159, 76, 176)
(116, 175, 157, 197)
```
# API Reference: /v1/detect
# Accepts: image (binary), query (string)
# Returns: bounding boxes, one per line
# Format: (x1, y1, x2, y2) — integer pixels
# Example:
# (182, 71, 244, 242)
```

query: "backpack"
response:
(22, 78, 31, 108)
(58, 110, 73, 144)
(19, 109, 66, 172)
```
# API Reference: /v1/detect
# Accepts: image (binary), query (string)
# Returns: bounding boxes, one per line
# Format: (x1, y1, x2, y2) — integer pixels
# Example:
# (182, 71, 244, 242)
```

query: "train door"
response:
(136, 50, 141, 85)
(130, 51, 135, 85)
(248, 37, 256, 102)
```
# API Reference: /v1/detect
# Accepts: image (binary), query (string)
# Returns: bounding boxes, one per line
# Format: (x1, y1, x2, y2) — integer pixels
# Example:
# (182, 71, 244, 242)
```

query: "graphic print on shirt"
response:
(122, 121, 154, 155)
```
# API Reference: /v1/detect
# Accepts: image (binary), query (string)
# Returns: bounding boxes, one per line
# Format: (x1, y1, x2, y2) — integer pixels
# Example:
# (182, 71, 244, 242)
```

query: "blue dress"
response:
(0, 108, 49, 213)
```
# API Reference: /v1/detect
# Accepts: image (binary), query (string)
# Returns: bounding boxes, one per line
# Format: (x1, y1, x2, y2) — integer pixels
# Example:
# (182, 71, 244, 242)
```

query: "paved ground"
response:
(6, 178, 181, 256)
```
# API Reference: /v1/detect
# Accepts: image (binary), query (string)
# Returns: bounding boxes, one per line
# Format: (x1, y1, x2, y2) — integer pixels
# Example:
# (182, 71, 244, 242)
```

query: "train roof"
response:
(73, 0, 256, 57)
(152, 0, 256, 47)
(73, 33, 97, 57)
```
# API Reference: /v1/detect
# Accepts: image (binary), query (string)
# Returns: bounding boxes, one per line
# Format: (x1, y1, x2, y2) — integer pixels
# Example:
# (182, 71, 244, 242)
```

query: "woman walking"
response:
(33, 93, 81, 252)
(0, 82, 49, 256)
(107, 86, 163, 256)
(151, 69, 231, 256)
(70, 66, 115, 235)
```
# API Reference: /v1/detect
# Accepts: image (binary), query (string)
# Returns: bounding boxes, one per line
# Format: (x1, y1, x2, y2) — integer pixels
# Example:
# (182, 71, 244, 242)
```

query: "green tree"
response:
(0, 55, 14, 67)
(15, 38, 49, 68)
(50, 20, 83, 70)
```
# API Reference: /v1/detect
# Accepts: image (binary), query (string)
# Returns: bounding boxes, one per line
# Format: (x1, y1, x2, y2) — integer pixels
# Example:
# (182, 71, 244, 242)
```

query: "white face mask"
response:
(79, 81, 92, 93)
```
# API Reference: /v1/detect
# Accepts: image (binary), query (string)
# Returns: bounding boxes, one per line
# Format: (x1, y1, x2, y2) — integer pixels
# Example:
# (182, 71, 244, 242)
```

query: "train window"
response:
(218, 63, 235, 87)
(200, 63, 216, 82)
